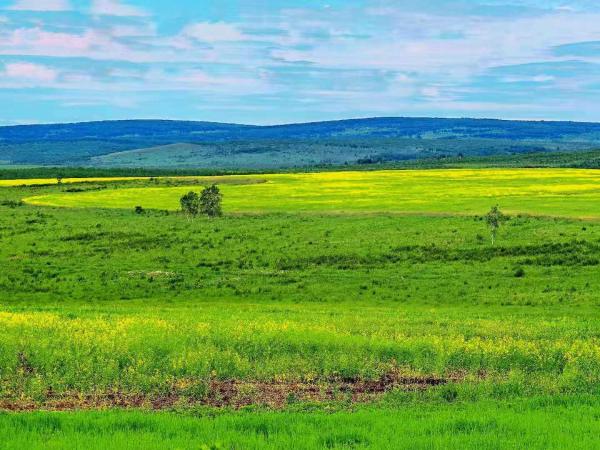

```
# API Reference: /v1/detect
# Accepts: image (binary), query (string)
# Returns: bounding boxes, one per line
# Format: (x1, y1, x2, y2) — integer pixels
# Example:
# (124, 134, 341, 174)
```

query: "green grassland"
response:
(3, 397, 600, 449)
(2, 169, 600, 448)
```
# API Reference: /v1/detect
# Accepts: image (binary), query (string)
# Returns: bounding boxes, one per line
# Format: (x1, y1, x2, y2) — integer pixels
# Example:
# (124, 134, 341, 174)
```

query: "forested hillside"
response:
(2, 117, 600, 168)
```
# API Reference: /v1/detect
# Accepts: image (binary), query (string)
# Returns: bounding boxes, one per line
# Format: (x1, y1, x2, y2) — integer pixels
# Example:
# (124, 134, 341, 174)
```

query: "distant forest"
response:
(1, 117, 600, 168)
(3, 149, 600, 180)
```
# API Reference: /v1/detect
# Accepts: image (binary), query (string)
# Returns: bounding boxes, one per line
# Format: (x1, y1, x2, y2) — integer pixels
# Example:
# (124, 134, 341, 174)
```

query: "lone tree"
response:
(485, 205, 508, 245)
(180, 191, 200, 218)
(200, 185, 223, 218)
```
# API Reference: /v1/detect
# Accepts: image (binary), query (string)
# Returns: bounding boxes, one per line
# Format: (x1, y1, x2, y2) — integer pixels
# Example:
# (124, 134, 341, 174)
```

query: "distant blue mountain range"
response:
(1, 117, 599, 168)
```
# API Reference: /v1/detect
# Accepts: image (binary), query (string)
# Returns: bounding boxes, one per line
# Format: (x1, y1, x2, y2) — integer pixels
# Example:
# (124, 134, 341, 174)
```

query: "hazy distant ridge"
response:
(2, 117, 600, 168)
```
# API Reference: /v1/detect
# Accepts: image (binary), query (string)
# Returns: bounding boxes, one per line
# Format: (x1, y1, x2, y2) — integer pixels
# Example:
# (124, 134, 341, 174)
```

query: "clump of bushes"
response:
(180, 185, 222, 219)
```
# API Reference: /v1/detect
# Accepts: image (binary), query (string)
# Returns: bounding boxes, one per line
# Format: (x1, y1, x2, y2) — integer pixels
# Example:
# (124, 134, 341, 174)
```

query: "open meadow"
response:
(2, 168, 600, 448)
(21, 168, 600, 218)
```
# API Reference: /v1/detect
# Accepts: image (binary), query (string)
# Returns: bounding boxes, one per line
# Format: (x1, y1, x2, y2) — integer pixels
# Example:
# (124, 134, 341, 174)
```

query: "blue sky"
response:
(0, 0, 599, 125)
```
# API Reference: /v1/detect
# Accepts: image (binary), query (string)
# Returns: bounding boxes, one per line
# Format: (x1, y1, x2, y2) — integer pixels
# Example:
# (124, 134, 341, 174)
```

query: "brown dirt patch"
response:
(0, 372, 452, 412)
(204, 373, 447, 409)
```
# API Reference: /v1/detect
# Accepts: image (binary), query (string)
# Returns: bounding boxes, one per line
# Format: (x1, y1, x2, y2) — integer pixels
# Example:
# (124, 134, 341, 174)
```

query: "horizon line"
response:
(2, 115, 600, 129)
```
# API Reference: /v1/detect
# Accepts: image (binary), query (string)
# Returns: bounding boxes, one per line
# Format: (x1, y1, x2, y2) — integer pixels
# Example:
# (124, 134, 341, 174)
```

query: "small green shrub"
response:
(0, 199, 23, 208)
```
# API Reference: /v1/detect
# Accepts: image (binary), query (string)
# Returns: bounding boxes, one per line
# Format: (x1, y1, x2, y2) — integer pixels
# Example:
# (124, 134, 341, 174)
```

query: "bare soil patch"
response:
(0, 372, 451, 412)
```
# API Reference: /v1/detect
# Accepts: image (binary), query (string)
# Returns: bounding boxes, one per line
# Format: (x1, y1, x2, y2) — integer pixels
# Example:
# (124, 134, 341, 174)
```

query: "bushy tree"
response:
(485, 205, 508, 245)
(180, 191, 200, 218)
(200, 185, 223, 218)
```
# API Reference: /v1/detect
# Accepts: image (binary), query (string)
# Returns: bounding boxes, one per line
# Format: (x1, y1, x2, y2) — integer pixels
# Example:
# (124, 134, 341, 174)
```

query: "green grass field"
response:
(4, 397, 600, 449)
(2, 168, 600, 448)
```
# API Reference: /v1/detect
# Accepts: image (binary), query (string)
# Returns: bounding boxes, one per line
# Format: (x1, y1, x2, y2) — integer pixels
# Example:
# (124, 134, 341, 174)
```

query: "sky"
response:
(0, 0, 599, 125)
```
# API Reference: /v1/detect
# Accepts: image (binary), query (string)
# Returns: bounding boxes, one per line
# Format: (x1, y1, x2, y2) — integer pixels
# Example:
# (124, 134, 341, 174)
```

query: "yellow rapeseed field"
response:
(20, 168, 600, 218)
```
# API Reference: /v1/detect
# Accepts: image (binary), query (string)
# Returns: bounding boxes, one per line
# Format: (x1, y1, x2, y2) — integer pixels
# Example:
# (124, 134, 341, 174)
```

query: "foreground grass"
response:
(22, 168, 600, 218)
(3, 396, 600, 449)
(2, 184, 600, 403)
(3, 301, 600, 405)
(2, 171, 600, 447)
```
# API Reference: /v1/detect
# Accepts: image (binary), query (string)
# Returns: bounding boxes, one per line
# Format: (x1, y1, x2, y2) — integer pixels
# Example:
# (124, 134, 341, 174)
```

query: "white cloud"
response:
(61, 97, 138, 108)
(110, 23, 156, 37)
(3, 62, 57, 81)
(9, 0, 70, 11)
(182, 22, 246, 42)
(91, 0, 148, 17)
(1, 27, 95, 55)
(0, 62, 59, 87)
(0, 27, 180, 63)
(144, 68, 272, 94)
(421, 86, 441, 97)
(502, 75, 556, 83)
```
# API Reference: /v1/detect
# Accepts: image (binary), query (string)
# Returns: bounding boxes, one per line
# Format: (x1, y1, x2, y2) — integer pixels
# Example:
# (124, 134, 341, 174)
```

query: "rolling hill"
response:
(2, 117, 600, 168)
